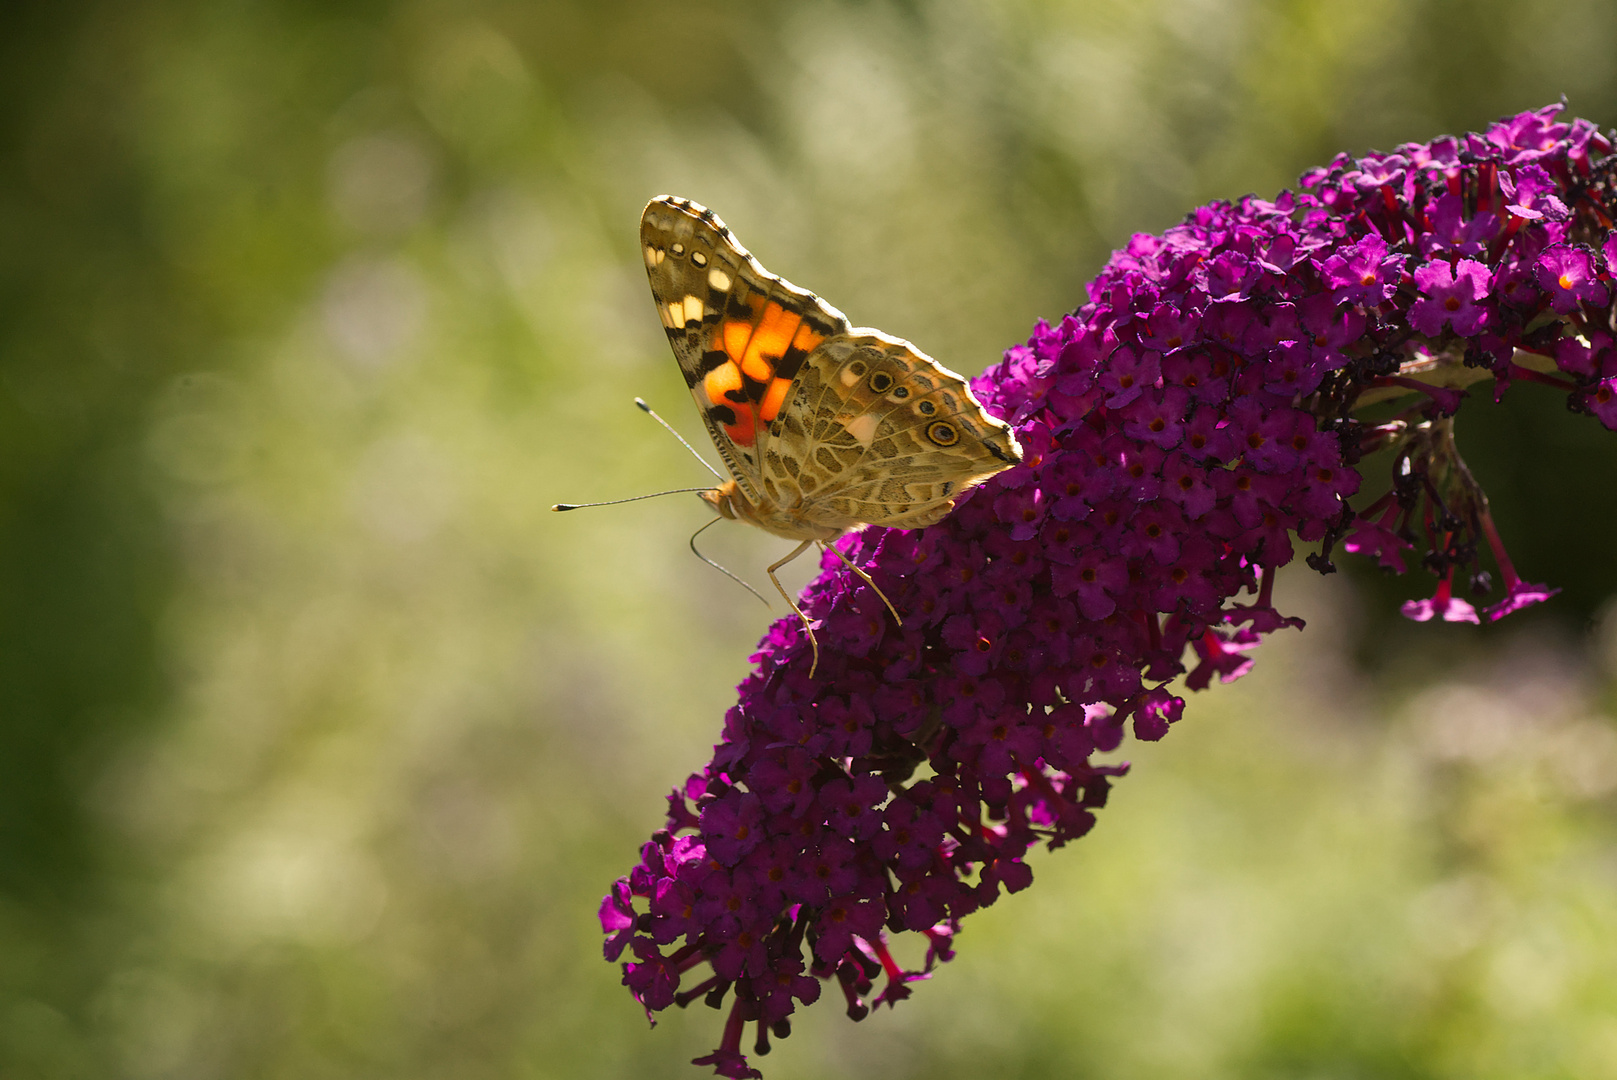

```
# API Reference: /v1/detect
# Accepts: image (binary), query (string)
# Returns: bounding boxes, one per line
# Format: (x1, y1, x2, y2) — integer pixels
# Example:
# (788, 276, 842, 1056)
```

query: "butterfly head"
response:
(701, 479, 846, 542)
(699, 480, 744, 523)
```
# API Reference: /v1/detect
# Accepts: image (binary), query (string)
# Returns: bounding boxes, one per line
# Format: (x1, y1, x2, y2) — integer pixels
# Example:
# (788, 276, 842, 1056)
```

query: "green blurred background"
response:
(5, 1, 1617, 1077)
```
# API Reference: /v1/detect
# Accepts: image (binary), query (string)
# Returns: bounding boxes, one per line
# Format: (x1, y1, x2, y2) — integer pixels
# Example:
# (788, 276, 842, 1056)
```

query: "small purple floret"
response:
(1409, 258, 1493, 336)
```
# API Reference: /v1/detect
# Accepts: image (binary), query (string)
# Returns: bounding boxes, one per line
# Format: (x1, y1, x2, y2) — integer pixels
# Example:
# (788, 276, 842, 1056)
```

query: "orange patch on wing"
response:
(725, 404, 757, 447)
(790, 321, 824, 353)
(740, 302, 802, 382)
(722, 319, 753, 363)
(760, 377, 793, 422)
(703, 361, 743, 404)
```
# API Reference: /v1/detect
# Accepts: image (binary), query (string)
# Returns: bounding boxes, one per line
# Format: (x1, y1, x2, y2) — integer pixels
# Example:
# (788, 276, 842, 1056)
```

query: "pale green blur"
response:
(3, 2, 1617, 1079)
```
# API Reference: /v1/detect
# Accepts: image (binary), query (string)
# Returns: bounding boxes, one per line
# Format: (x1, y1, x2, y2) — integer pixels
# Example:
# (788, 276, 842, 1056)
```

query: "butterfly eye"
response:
(926, 421, 959, 446)
(869, 371, 895, 393)
(917, 401, 936, 416)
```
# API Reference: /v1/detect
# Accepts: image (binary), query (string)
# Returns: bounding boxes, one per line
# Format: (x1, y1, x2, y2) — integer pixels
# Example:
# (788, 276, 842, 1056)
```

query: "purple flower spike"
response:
(607, 105, 1617, 1078)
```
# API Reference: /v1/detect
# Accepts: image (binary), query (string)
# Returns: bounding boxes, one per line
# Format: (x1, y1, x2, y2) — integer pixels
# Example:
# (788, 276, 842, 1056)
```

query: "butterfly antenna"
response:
(636, 397, 726, 482)
(689, 516, 770, 608)
(552, 487, 711, 512)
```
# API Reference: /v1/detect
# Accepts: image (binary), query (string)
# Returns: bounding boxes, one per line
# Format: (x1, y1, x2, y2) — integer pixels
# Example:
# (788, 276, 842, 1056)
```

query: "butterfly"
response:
(638, 195, 1022, 673)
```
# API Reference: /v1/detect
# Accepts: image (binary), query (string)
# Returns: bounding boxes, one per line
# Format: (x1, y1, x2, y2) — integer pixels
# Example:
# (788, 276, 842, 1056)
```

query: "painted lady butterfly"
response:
(640, 196, 1022, 672)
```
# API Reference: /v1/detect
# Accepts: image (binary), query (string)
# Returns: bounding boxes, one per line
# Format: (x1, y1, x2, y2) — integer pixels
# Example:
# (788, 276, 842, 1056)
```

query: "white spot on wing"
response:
(644, 244, 663, 268)
(666, 301, 685, 329)
(844, 413, 879, 447)
(682, 295, 704, 324)
(708, 267, 731, 291)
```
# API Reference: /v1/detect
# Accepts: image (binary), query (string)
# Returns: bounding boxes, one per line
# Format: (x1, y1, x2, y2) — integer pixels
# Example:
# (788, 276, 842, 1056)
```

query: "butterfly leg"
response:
(766, 539, 820, 676)
(817, 539, 903, 628)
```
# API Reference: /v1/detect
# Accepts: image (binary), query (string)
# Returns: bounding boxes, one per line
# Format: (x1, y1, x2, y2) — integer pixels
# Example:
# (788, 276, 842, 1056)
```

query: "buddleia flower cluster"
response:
(600, 104, 1617, 1078)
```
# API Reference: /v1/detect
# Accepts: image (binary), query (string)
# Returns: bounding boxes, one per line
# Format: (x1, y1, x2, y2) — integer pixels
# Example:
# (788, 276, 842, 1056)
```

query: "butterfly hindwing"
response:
(782, 333, 1021, 529)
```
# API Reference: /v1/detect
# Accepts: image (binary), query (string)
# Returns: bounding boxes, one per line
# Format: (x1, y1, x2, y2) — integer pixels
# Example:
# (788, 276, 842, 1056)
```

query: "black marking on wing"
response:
(709, 404, 737, 426)
(776, 346, 807, 380)
(779, 316, 839, 381)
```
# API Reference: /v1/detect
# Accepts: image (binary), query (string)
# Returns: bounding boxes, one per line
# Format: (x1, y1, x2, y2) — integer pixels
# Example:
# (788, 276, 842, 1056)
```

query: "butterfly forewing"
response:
(641, 197, 850, 506)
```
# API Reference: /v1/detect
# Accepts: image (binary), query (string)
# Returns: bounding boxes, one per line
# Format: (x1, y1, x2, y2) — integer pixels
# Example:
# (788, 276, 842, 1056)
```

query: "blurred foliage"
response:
(1, 1, 1616, 1078)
